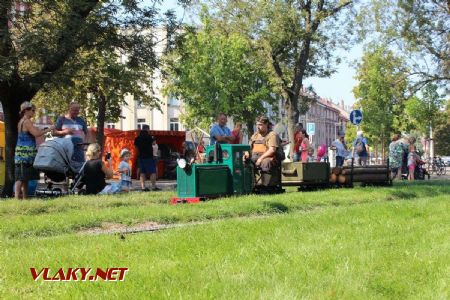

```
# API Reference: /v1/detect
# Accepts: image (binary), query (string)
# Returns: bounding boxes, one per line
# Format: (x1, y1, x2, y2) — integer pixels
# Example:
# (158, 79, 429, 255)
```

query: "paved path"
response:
(37, 176, 176, 192)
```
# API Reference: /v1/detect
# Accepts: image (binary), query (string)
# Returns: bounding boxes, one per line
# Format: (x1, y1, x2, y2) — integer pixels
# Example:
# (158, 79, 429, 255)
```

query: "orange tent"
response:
(90, 129, 185, 179)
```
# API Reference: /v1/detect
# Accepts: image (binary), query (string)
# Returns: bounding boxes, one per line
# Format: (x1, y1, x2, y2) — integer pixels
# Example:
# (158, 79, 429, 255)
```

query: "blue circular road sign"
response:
(350, 109, 363, 125)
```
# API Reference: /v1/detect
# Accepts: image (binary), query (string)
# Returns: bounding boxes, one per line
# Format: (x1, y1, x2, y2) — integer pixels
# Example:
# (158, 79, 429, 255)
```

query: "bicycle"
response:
(436, 157, 446, 175)
(428, 157, 446, 176)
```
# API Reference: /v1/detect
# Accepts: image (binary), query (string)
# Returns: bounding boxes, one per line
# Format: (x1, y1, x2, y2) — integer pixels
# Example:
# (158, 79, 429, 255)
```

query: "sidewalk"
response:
(38, 175, 177, 192)
(113, 179, 177, 191)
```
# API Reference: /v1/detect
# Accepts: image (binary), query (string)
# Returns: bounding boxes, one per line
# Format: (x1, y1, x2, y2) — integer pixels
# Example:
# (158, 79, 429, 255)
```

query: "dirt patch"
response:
(80, 221, 165, 235)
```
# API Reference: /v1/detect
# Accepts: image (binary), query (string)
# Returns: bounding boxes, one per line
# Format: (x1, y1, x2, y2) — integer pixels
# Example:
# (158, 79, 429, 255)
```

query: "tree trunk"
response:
(96, 92, 106, 153)
(241, 109, 254, 139)
(1, 98, 21, 197)
(286, 95, 300, 160)
(245, 120, 254, 139)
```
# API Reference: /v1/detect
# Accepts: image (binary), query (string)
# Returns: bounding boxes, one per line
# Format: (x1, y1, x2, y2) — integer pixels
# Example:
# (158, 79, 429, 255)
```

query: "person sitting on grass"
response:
(83, 143, 113, 195)
(116, 148, 132, 192)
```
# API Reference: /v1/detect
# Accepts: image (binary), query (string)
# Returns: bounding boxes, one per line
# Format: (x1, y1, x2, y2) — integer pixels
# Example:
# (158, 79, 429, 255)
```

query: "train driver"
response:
(244, 116, 281, 186)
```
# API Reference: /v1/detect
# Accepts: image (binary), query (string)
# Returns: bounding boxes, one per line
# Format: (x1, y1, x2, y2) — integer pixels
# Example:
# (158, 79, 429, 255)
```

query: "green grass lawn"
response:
(0, 181, 449, 299)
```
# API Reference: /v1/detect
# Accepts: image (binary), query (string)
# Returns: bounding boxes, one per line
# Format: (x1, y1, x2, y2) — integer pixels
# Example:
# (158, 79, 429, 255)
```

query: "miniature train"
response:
(171, 144, 392, 204)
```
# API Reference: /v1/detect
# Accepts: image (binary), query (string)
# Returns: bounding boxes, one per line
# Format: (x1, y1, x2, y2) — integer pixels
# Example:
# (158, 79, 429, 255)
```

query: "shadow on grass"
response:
(263, 201, 289, 213)
(385, 191, 417, 201)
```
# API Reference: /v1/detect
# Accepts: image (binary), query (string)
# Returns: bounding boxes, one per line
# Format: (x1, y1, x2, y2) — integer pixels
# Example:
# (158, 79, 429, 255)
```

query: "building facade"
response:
(107, 28, 185, 132)
(298, 98, 350, 149)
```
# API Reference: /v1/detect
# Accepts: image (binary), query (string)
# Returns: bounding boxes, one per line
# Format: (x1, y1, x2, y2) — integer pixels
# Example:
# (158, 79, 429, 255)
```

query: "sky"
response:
(154, 0, 361, 107)
(304, 45, 363, 107)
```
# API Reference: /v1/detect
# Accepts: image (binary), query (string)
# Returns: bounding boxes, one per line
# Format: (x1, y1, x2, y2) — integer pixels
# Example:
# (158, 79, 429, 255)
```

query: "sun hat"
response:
(20, 101, 34, 113)
(120, 148, 131, 158)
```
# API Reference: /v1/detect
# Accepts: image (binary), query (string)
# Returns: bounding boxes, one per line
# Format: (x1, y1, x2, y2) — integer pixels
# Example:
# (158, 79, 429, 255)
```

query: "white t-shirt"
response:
(152, 143, 158, 158)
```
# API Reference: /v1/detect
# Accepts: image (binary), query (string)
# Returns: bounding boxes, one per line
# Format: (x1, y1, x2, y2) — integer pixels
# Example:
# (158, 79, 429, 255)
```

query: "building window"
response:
(137, 119, 146, 129)
(136, 99, 146, 108)
(106, 123, 115, 129)
(168, 96, 180, 106)
(170, 118, 179, 131)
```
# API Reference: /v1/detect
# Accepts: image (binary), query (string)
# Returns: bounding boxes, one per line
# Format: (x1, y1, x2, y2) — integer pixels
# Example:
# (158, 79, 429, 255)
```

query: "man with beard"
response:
(244, 116, 281, 188)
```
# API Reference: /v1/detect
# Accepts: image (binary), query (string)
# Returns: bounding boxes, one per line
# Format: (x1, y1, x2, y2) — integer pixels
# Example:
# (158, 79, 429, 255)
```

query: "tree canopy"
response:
(358, 0, 449, 92)
(191, 0, 355, 152)
(353, 45, 409, 155)
(0, 0, 181, 196)
(163, 12, 277, 134)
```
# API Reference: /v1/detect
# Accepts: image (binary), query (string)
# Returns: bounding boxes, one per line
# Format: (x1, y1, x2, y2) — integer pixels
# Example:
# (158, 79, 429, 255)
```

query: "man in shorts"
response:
(134, 125, 160, 191)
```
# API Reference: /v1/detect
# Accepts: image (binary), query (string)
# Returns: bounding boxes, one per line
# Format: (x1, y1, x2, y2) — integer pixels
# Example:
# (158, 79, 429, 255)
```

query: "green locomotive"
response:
(171, 143, 331, 204)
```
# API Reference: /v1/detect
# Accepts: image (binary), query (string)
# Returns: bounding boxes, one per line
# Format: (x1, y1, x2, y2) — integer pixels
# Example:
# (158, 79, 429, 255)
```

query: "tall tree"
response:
(359, 0, 450, 92)
(404, 84, 445, 136)
(34, 50, 159, 150)
(433, 100, 450, 156)
(163, 13, 277, 135)
(0, 0, 177, 196)
(353, 45, 409, 158)
(198, 0, 354, 153)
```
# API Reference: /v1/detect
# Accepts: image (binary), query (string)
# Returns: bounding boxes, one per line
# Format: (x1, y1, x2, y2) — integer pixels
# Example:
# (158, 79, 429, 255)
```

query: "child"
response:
(407, 144, 417, 181)
(307, 147, 315, 162)
(117, 148, 132, 191)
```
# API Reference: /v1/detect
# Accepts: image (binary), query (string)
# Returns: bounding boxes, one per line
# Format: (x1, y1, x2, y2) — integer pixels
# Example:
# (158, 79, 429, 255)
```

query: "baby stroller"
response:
(33, 138, 85, 197)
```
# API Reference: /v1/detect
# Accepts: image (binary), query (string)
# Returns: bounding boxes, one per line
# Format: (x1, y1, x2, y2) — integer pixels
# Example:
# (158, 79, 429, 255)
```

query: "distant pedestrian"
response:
(388, 133, 405, 179)
(292, 123, 303, 162)
(197, 140, 205, 154)
(152, 137, 159, 178)
(54, 101, 88, 171)
(407, 145, 417, 181)
(134, 125, 160, 191)
(299, 129, 310, 163)
(231, 122, 243, 144)
(352, 131, 369, 166)
(332, 134, 348, 167)
(14, 102, 54, 199)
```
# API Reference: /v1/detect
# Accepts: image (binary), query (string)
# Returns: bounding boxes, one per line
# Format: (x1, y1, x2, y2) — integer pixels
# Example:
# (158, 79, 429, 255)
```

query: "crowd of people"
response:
(13, 102, 431, 199)
(388, 134, 424, 181)
(13, 101, 163, 199)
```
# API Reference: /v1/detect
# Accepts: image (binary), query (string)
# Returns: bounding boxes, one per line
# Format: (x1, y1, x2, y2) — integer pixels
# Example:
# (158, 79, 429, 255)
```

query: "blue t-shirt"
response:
(210, 124, 231, 145)
(353, 137, 368, 157)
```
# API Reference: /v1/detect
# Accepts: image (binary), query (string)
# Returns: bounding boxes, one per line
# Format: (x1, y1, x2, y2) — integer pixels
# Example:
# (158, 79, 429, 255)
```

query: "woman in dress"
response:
(299, 129, 310, 163)
(14, 102, 54, 199)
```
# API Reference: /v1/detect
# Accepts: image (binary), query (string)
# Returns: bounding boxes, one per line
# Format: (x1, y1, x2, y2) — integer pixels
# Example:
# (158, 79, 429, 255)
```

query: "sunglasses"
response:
(25, 107, 36, 112)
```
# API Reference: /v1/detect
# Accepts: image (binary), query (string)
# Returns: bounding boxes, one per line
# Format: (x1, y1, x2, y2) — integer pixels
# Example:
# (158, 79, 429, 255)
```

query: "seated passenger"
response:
(244, 116, 281, 187)
(83, 143, 113, 195)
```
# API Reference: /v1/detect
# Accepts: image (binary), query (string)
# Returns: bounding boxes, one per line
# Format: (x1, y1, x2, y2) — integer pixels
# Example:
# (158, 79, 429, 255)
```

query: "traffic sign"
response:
(350, 110, 363, 125)
(306, 122, 315, 136)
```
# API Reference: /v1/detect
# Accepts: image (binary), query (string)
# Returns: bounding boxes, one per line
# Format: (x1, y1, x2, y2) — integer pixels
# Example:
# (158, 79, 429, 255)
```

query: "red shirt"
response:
(231, 129, 241, 144)
(293, 131, 303, 152)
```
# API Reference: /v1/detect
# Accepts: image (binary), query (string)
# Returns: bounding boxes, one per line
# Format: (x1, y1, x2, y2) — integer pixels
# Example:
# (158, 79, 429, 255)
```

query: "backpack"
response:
(355, 138, 365, 155)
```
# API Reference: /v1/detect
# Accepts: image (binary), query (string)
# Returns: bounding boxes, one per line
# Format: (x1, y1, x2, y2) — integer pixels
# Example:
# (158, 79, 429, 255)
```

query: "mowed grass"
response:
(0, 181, 449, 299)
